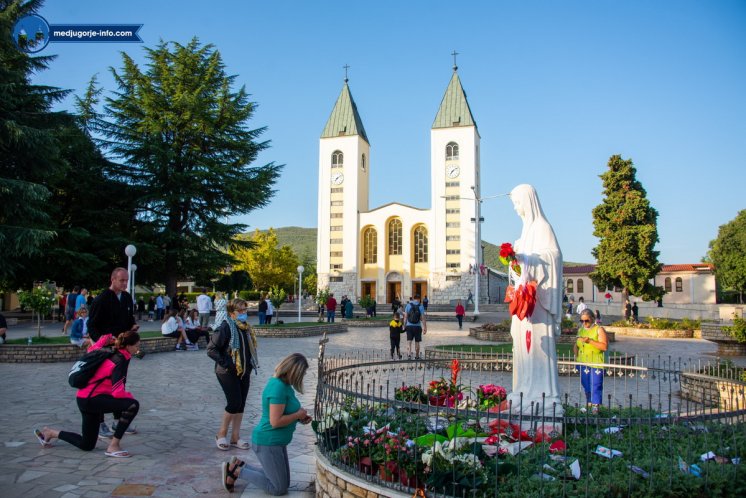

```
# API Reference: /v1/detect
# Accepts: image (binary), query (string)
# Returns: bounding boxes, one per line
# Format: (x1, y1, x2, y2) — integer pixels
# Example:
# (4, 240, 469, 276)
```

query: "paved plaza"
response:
(0, 313, 738, 497)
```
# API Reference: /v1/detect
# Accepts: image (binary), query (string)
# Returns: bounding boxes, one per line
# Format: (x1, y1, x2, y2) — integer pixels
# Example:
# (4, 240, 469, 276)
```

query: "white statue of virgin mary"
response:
(506, 184, 564, 417)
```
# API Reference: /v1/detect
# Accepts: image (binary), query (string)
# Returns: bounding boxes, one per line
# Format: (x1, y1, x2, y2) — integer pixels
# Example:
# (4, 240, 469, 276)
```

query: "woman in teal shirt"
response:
(222, 353, 311, 495)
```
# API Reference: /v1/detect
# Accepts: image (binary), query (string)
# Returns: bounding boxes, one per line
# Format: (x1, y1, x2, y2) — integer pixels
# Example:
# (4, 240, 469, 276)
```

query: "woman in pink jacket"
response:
(34, 331, 141, 458)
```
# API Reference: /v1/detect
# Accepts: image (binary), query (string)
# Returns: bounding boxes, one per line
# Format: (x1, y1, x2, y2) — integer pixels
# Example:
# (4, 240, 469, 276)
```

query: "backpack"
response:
(408, 303, 421, 324)
(68, 349, 117, 388)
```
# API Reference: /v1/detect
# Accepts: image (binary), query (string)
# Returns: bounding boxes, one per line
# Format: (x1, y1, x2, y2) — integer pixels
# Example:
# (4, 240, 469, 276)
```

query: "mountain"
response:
(260, 227, 587, 267)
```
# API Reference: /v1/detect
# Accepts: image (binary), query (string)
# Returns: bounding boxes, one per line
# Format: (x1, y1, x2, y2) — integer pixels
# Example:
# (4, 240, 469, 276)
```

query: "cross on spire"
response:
(343, 64, 350, 83)
(451, 50, 459, 72)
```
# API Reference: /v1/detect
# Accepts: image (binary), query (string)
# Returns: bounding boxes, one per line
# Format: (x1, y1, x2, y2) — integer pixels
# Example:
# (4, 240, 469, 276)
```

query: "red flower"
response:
(499, 243, 515, 259)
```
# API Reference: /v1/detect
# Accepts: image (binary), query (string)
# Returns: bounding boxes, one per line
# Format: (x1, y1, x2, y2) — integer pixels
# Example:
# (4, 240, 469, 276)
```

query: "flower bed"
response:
(314, 342, 746, 497)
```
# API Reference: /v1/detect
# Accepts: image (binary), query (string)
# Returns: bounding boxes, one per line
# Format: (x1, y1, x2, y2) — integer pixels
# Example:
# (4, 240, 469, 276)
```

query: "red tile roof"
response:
(562, 263, 714, 274)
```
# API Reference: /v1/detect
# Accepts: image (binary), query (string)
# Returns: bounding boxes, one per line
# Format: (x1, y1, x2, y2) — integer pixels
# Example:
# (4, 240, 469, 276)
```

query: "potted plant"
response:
(476, 383, 507, 411)
(395, 385, 427, 404)
(427, 360, 464, 407)
(372, 431, 406, 483)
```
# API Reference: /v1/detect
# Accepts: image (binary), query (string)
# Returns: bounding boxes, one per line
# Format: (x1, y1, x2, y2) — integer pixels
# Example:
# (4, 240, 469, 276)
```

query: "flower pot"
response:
(428, 394, 449, 406)
(358, 456, 378, 476)
(378, 461, 399, 483)
(399, 468, 423, 488)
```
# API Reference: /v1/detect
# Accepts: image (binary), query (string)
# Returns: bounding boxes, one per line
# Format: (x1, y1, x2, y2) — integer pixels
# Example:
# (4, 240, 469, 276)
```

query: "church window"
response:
(331, 200, 343, 206)
(566, 279, 574, 293)
(363, 227, 377, 264)
(446, 208, 460, 214)
(446, 275, 461, 281)
(446, 181, 460, 187)
(446, 222, 460, 228)
(388, 219, 402, 255)
(330, 238, 342, 244)
(331, 187, 343, 193)
(446, 262, 460, 268)
(446, 142, 459, 160)
(329, 276, 343, 282)
(330, 226, 343, 231)
(664, 277, 672, 292)
(445, 195, 460, 200)
(330, 213, 343, 218)
(413, 226, 428, 263)
(446, 235, 460, 241)
(577, 279, 584, 293)
(330, 251, 343, 257)
(331, 150, 343, 168)
(446, 249, 460, 255)
(361, 153, 366, 171)
(675, 277, 683, 292)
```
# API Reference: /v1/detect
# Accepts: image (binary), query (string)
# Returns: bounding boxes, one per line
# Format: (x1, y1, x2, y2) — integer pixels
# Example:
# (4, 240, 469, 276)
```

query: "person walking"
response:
(221, 353, 311, 495)
(466, 289, 474, 308)
(575, 297, 587, 315)
(388, 312, 403, 359)
(214, 291, 228, 328)
(455, 300, 466, 330)
(197, 288, 213, 329)
(574, 309, 608, 414)
(404, 294, 427, 360)
(624, 298, 632, 322)
(136, 297, 145, 321)
(34, 331, 141, 457)
(325, 293, 337, 323)
(62, 286, 80, 335)
(207, 298, 258, 452)
(265, 296, 274, 325)
(156, 294, 165, 321)
(257, 292, 268, 325)
(632, 302, 639, 324)
(147, 296, 155, 321)
(391, 294, 401, 314)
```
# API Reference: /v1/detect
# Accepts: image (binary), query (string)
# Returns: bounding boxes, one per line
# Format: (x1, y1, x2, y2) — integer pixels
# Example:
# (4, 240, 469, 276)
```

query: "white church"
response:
(316, 65, 489, 305)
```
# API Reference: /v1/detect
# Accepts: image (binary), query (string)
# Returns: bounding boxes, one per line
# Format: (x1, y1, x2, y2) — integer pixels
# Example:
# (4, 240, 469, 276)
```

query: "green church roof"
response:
(432, 70, 477, 129)
(321, 82, 369, 142)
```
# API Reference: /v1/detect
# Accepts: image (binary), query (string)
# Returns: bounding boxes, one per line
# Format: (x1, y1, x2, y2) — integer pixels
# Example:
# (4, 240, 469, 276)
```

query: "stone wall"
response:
(700, 323, 746, 355)
(468, 327, 616, 343)
(315, 449, 411, 498)
(605, 326, 694, 339)
(253, 324, 347, 337)
(680, 372, 746, 411)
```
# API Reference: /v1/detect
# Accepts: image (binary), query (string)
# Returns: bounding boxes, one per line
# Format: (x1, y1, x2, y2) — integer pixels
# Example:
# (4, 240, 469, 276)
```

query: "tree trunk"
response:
(37, 312, 42, 338)
(621, 288, 629, 319)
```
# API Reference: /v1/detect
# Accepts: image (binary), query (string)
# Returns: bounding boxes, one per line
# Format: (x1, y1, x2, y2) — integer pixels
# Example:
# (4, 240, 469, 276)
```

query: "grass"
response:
(255, 321, 337, 328)
(5, 331, 164, 345)
(433, 343, 625, 357)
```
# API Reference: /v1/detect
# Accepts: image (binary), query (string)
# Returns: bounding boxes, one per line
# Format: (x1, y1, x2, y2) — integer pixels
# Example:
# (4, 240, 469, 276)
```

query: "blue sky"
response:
(30, 0, 746, 265)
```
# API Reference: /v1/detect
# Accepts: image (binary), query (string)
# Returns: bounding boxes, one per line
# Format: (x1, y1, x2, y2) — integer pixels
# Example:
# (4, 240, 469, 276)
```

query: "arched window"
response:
(445, 142, 459, 160)
(675, 277, 683, 292)
(331, 150, 343, 168)
(566, 279, 574, 293)
(577, 279, 584, 293)
(363, 227, 377, 264)
(388, 219, 402, 255)
(413, 226, 428, 263)
(361, 153, 366, 171)
(664, 277, 672, 293)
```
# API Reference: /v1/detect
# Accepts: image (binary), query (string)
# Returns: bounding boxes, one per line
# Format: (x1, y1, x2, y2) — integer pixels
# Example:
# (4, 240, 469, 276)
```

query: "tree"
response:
(93, 38, 281, 294)
(707, 210, 746, 303)
(0, 0, 69, 288)
(214, 270, 253, 294)
(590, 155, 663, 313)
(234, 228, 300, 291)
(17, 282, 56, 337)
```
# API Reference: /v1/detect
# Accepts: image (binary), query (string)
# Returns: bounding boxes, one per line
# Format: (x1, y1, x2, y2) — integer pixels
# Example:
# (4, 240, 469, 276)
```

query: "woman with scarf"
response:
(208, 298, 259, 451)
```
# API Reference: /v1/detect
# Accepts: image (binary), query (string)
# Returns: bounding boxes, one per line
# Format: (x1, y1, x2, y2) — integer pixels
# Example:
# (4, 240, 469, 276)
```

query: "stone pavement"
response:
(0, 312, 739, 497)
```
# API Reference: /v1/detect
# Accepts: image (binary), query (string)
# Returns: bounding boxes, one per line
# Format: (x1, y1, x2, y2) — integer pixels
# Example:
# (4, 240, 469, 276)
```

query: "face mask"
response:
(236, 313, 248, 322)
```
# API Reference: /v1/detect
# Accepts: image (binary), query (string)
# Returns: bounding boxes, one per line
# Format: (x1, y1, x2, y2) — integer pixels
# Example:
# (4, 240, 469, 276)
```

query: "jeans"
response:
(239, 444, 290, 496)
(579, 365, 604, 405)
(326, 311, 335, 323)
(258, 312, 266, 325)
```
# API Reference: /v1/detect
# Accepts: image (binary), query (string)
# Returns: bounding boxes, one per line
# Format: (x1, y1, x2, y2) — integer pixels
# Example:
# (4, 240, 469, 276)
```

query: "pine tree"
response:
(590, 155, 663, 312)
(0, 0, 69, 287)
(95, 38, 281, 293)
(707, 210, 746, 303)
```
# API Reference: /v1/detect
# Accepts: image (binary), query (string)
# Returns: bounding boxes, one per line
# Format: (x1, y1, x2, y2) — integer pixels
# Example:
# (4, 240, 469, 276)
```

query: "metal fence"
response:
(313, 337, 746, 497)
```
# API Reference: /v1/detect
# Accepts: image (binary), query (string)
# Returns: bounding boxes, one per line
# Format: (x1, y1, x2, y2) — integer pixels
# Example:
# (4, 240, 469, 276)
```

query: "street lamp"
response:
(130, 264, 138, 306)
(125, 244, 137, 297)
(297, 265, 305, 322)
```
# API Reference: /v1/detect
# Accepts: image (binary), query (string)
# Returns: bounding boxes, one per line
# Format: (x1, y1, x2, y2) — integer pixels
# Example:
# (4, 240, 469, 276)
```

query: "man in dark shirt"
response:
(88, 267, 139, 341)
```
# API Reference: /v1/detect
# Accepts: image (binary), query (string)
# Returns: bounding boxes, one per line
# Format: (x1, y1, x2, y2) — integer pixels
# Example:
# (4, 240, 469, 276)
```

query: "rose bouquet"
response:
(476, 383, 507, 409)
(499, 243, 521, 276)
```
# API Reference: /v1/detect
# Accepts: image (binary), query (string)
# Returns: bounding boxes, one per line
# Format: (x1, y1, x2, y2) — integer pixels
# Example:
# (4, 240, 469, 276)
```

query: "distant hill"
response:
(260, 227, 587, 267)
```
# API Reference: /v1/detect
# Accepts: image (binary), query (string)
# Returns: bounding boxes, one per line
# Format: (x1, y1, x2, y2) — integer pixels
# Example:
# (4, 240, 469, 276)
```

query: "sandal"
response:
(221, 456, 244, 492)
(33, 428, 52, 448)
(215, 436, 229, 451)
(230, 439, 250, 450)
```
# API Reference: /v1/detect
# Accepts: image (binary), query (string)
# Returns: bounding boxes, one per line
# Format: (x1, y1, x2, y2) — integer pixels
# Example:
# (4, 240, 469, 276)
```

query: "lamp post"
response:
(470, 186, 482, 316)
(297, 265, 304, 322)
(124, 244, 137, 297)
(130, 264, 138, 306)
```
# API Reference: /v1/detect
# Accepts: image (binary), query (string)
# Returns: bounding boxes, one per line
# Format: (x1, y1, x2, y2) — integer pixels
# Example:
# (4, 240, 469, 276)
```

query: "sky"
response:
(28, 0, 746, 265)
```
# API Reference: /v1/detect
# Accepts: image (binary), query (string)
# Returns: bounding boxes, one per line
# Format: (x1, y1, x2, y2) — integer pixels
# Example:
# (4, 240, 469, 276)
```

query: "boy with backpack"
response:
(404, 294, 427, 360)
(388, 312, 404, 360)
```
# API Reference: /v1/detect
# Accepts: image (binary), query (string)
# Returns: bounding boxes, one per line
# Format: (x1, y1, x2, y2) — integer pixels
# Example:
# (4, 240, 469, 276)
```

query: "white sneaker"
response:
(187, 343, 199, 351)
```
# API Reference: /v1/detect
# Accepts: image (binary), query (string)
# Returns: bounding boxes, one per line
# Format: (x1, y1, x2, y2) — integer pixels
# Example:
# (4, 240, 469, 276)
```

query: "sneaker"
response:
(98, 423, 113, 439)
(175, 343, 185, 351)
(187, 343, 199, 351)
(398, 353, 402, 360)
(112, 423, 137, 435)
(407, 353, 412, 360)
(134, 350, 145, 359)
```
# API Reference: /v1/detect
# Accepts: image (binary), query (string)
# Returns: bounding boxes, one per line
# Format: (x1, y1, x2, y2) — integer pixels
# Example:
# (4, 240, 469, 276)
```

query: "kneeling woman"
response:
(222, 353, 311, 495)
(34, 331, 141, 458)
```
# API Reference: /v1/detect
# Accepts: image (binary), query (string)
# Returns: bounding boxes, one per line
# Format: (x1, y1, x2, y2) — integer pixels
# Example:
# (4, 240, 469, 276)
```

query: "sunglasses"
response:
(580, 319, 592, 324)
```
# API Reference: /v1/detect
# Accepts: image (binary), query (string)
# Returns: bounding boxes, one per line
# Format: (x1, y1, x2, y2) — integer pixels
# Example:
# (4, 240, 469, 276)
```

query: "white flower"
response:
(453, 453, 483, 469)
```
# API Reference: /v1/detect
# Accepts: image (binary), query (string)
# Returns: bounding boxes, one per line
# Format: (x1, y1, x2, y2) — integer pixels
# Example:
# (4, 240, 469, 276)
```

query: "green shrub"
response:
(723, 317, 746, 343)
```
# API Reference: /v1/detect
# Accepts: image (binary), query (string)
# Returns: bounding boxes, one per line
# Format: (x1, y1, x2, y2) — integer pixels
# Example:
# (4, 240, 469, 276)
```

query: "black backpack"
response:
(408, 303, 421, 324)
(68, 349, 117, 388)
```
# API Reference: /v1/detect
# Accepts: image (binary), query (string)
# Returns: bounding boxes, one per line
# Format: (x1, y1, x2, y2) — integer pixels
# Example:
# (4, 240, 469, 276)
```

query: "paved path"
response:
(0, 313, 742, 497)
